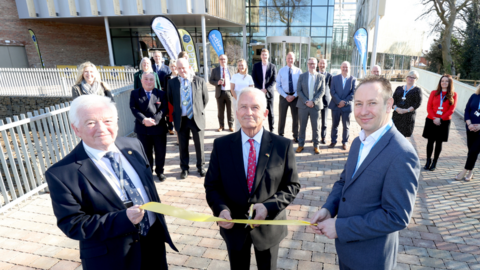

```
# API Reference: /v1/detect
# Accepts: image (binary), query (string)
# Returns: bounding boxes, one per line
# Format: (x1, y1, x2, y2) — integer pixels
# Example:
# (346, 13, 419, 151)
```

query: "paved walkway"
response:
(0, 82, 479, 269)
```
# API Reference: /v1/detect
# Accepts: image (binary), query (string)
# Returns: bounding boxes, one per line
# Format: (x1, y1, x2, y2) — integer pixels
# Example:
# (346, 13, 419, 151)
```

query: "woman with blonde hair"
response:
(230, 58, 254, 130)
(72, 61, 113, 101)
(133, 57, 161, 90)
(392, 70, 422, 137)
(455, 85, 480, 181)
(164, 60, 178, 135)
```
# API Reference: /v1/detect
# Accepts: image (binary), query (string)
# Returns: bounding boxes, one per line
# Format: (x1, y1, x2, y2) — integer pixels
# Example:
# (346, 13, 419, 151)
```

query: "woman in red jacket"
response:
(422, 74, 457, 171)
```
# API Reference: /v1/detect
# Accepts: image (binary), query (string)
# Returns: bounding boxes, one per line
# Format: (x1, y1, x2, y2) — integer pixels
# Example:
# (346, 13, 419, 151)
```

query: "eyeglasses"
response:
(407, 76, 417, 80)
(219, 58, 227, 61)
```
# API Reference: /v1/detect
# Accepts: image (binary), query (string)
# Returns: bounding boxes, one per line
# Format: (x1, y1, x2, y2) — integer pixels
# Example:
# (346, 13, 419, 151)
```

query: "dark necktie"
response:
(104, 152, 150, 236)
(146, 91, 151, 100)
(247, 139, 257, 193)
(288, 68, 294, 95)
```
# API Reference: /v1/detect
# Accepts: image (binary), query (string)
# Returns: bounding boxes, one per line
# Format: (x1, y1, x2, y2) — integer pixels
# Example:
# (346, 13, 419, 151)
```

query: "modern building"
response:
(2, 0, 360, 78)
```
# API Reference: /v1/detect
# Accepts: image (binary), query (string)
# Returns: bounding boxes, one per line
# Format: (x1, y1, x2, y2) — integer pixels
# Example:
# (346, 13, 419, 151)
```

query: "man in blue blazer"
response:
(151, 51, 171, 90)
(46, 95, 177, 270)
(252, 48, 277, 132)
(310, 76, 420, 270)
(328, 61, 356, 150)
(130, 72, 169, 181)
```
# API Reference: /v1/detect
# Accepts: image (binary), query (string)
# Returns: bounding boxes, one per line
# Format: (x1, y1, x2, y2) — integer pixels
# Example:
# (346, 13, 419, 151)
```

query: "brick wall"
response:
(0, 96, 73, 122)
(0, 0, 110, 68)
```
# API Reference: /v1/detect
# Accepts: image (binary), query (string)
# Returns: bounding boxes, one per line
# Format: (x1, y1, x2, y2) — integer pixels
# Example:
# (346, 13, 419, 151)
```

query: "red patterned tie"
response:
(222, 68, 226, 87)
(247, 139, 257, 193)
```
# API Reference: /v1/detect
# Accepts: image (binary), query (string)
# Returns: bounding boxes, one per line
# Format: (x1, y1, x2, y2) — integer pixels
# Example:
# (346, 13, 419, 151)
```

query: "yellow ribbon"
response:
(141, 202, 313, 226)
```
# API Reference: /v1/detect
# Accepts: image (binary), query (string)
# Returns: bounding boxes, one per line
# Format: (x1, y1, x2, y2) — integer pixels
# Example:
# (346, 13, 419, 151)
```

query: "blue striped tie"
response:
(184, 80, 193, 119)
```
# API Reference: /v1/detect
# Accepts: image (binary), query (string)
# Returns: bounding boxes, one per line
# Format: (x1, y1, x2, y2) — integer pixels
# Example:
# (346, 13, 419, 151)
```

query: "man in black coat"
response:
(318, 58, 332, 144)
(252, 48, 277, 132)
(45, 95, 177, 270)
(205, 87, 300, 270)
(130, 72, 168, 181)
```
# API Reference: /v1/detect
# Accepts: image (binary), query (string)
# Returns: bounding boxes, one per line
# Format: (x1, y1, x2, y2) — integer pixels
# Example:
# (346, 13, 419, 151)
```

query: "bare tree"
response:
(418, 0, 471, 74)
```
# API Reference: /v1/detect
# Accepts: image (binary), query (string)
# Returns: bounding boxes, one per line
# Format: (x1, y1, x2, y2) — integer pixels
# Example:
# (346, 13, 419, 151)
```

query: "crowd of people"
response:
(50, 49, 478, 270)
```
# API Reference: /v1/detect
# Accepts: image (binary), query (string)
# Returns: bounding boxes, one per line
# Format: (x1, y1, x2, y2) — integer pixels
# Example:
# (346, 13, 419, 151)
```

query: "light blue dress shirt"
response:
(241, 128, 263, 177)
(179, 76, 193, 116)
(276, 66, 302, 98)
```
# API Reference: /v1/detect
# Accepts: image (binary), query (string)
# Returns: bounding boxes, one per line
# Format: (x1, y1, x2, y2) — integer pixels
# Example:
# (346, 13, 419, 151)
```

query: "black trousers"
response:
(140, 222, 168, 270)
(320, 107, 329, 139)
(465, 129, 480, 170)
(216, 90, 234, 128)
(136, 132, 167, 175)
(226, 233, 279, 270)
(278, 96, 298, 139)
(266, 96, 275, 132)
(178, 116, 205, 171)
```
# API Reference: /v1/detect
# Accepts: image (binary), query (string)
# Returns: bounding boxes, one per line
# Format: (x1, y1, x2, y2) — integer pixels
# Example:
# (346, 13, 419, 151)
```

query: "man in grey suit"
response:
(167, 58, 209, 179)
(318, 59, 332, 144)
(296, 57, 325, 154)
(310, 76, 420, 270)
(209, 54, 236, 132)
(328, 61, 356, 150)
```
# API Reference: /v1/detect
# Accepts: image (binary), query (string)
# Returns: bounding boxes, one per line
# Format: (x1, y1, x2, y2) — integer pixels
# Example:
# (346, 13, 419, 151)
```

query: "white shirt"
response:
(241, 128, 264, 177)
(342, 76, 347, 89)
(308, 72, 318, 101)
(220, 66, 231, 91)
(179, 76, 193, 116)
(83, 142, 156, 226)
(231, 73, 254, 93)
(354, 120, 393, 174)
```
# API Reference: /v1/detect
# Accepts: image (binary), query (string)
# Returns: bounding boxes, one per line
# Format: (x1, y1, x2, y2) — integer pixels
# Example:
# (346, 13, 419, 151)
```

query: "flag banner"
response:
(151, 16, 183, 61)
(354, 28, 368, 77)
(28, 29, 45, 68)
(208, 29, 225, 57)
(141, 202, 314, 226)
(178, 29, 199, 72)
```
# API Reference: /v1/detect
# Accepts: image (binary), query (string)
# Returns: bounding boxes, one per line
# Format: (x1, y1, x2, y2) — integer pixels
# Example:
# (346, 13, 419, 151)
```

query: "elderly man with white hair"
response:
(205, 88, 300, 270)
(371, 65, 382, 76)
(45, 95, 177, 270)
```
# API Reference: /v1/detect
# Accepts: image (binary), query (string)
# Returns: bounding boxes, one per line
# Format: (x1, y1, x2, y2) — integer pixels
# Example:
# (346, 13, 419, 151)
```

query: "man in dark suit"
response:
(296, 57, 325, 154)
(252, 48, 277, 132)
(318, 58, 332, 144)
(205, 87, 300, 270)
(209, 54, 236, 132)
(310, 76, 420, 270)
(167, 58, 209, 179)
(328, 61, 357, 150)
(151, 51, 171, 90)
(45, 95, 177, 270)
(130, 72, 168, 181)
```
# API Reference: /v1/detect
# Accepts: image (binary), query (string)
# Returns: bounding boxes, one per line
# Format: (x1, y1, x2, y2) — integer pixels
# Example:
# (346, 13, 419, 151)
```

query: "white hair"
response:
(236, 87, 267, 112)
(140, 57, 153, 72)
(69, 95, 117, 127)
(407, 70, 420, 80)
(341, 61, 351, 67)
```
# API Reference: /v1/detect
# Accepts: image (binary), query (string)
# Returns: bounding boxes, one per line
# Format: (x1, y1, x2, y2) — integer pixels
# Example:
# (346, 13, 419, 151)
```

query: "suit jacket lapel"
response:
(230, 132, 250, 198)
(250, 131, 273, 197)
(191, 76, 197, 101)
(344, 127, 395, 191)
(76, 142, 125, 209)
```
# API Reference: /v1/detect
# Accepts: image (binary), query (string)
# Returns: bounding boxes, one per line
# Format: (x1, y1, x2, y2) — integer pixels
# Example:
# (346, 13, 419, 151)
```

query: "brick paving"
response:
(0, 82, 479, 269)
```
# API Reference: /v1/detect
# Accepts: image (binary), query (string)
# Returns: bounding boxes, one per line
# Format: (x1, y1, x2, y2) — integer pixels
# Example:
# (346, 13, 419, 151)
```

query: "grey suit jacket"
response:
(319, 72, 332, 107)
(208, 65, 236, 98)
(167, 75, 209, 131)
(328, 74, 356, 112)
(296, 72, 325, 111)
(322, 124, 420, 270)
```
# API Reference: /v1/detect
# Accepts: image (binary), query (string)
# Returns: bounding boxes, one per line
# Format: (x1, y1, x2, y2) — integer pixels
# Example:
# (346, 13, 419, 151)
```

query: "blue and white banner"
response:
(354, 28, 368, 76)
(151, 16, 183, 61)
(208, 30, 225, 57)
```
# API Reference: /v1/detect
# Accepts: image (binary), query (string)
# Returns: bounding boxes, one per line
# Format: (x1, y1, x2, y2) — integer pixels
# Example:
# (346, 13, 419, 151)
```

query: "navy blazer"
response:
(252, 62, 277, 99)
(129, 87, 168, 136)
(45, 137, 177, 270)
(152, 63, 171, 90)
(328, 74, 356, 112)
(323, 125, 419, 270)
(319, 72, 332, 107)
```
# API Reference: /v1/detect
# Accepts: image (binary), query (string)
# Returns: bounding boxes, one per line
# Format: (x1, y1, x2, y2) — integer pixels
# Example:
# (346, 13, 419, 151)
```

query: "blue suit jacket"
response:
(323, 124, 420, 270)
(328, 74, 356, 112)
(152, 63, 171, 90)
(129, 87, 168, 136)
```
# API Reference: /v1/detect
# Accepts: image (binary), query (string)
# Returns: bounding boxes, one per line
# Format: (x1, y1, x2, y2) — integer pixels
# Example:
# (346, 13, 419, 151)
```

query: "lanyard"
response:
(477, 99, 480, 111)
(439, 92, 447, 108)
(403, 85, 414, 98)
(353, 121, 393, 177)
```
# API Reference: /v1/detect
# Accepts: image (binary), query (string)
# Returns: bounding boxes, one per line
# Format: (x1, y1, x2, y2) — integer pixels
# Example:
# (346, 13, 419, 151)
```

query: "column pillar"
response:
(201, 15, 208, 81)
(104, 17, 115, 66)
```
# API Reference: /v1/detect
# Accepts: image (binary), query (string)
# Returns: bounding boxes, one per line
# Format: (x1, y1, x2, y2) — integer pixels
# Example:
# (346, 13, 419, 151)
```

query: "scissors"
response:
(245, 204, 254, 229)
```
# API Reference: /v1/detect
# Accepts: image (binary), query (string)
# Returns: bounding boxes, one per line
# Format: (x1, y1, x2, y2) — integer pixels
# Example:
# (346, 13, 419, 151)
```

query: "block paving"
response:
(0, 82, 479, 269)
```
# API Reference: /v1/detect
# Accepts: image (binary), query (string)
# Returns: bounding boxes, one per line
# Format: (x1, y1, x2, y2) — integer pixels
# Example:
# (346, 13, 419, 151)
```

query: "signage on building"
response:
(151, 16, 183, 61)
(178, 29, 199, 72)
(208, 30, 225, 57)
(28, 29, 45, 68)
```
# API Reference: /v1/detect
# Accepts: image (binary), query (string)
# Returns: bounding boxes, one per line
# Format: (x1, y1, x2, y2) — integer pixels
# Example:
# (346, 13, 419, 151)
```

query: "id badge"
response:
(402, 97, 406, 100)
(437, 110, 443, 115)
(439, 107, 443, 110)
(475, 111, 480, 117)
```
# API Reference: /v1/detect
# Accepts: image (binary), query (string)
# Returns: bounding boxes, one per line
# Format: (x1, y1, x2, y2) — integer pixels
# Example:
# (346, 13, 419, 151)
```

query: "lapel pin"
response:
(128, 151, 132, 155)
(265, 154, 270, 157)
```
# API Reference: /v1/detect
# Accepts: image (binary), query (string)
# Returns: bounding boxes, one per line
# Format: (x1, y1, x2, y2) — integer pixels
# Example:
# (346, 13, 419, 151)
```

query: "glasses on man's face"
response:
(219, 58, 227, 61)
(407, 76, 417, 80)
(308, 63, 316, 65)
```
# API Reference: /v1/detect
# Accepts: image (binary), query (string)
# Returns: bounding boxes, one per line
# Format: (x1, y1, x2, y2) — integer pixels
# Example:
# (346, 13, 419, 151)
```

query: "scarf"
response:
(81, 80, 100, 95)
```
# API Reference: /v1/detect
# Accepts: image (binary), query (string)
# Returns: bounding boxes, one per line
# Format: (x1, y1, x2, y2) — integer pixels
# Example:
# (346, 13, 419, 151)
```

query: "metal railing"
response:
(0, 86, 135, 213)
(0, 68, 137, 97)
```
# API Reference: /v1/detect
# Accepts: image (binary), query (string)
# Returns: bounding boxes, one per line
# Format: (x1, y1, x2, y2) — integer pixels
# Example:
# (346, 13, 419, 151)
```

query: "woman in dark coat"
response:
(133, 57, 161, 90)
(164, 59, 178, 135)
(392, 70, 422, 137)
(72, 61, 114, 101)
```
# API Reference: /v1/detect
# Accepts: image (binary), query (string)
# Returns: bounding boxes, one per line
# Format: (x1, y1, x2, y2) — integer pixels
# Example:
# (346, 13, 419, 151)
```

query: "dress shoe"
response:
(293, 138, 299, 143)
(429, 159, 437, 171)
(217, 127, 223, 132)
(423, 158, 432, 170)
(313, 147, 320, 154)
(158, 174, 166, 182)
(320, 139, 326, 145)
(328, 143, 336, 148)
(465, 170, 474, 181)
(180, 170, 189, 179)
(168, 130, 175, 135)
(229, 127, 234, 132)
(198, 169, 207, 177)
(296, 146, 304, 153)
(342, 144, 349, 151)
